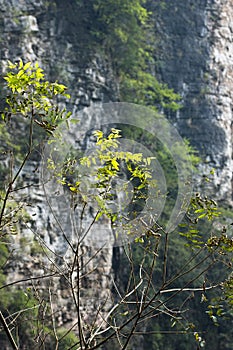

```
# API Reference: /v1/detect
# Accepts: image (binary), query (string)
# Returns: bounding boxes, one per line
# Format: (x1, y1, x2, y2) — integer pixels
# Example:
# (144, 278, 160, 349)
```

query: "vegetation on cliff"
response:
(0, 1, 232, 349)
(0, 60, 232, 350)
(74, 0, 181, 109)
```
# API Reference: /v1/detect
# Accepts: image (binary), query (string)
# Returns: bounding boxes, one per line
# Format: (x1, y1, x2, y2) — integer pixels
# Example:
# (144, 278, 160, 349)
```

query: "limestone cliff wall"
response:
(0, 0, 118, 331)
(1, 0, 233, 340)
(153, 0, 233, 201)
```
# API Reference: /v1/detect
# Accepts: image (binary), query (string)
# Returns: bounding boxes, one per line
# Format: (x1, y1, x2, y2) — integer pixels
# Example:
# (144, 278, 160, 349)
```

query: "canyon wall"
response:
(154, 0, 233, 201)
(0, 0, 233, 343)
(0, 0, 118, 332)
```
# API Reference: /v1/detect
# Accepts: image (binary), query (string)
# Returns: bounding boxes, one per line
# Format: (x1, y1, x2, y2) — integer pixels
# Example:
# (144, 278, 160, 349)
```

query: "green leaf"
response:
(96, 211, 103, 221)
(23, 62, 32, 71)
(135, 237, 144, 243)
(198, 213, 207, 219)
(70, 119, 79, 124)
(111, 158, 119, 170)
(69, 186, 78, 193)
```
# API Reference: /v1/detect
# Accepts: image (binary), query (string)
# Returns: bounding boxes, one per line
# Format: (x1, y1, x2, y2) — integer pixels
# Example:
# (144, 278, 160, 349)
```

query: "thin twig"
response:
(0, 311, 18, 350)
(163, 231, 169, 285)
(49, 287, 58, 350)
(0, 272, 58, 290)
(160, 284, 219, 294)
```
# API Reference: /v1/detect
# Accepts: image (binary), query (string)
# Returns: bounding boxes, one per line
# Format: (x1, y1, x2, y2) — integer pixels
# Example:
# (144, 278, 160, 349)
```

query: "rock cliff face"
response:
(1, 0, 233, 338)
(0, 0, 118, 331)
(153, 0, 233, 201)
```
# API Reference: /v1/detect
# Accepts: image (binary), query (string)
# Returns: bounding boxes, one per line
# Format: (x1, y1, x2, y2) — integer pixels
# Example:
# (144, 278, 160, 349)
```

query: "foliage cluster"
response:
(48, 127, 156, 230)
(2, 59, 71, 132)
(75, 0, 181, 109)
(0, 59, 232, 349)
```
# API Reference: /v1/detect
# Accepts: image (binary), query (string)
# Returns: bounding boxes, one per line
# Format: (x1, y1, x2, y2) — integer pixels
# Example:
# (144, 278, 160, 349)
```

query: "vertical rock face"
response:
(154, 0, 233, 201)
(1, 0, 233, 339)
(0, 0, 118, 103)
(0, 0, 117, 330)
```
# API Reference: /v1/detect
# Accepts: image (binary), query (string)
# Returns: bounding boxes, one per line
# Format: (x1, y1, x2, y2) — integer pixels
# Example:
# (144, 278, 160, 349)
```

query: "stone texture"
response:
(153, 0, 233, 201)
(1, 0, 233, 343)
(0, 0, 117, 333)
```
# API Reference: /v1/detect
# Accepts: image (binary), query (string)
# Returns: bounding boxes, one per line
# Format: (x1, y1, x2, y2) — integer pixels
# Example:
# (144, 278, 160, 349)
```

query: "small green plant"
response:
(48, 127, 156, 230)
(0, 60, 232, 350)
(0, 60, 72, 348)
(75, 0, 181, 110)
(0, 60, 72, 237)
(2, 59, 71, 133)
(179, 192, 221, 248)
